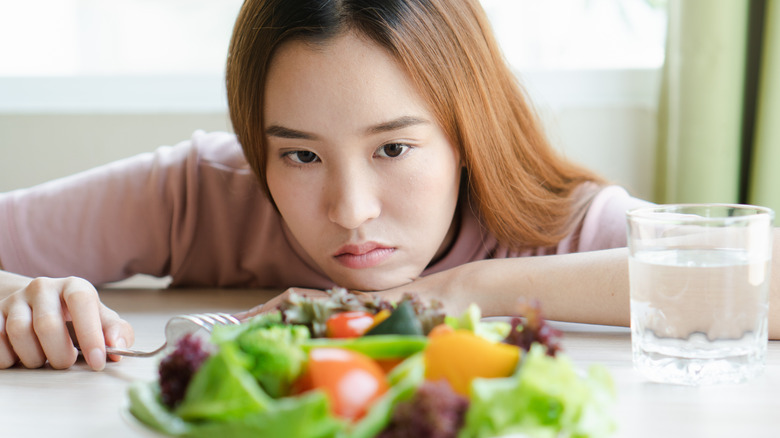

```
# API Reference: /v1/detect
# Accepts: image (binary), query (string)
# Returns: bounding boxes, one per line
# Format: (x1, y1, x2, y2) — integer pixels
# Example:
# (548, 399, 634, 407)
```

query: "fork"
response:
(69, 312, 241, 358)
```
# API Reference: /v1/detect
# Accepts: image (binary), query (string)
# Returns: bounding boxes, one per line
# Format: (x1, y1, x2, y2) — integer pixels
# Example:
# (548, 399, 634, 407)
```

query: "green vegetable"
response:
(207, 312, 310, 398)
(302, 335, 428, 360)
(175, 343, 273, 421)
(209, 311, 285, 344)
(128, 382, 192, 436)
(445, 303, 510, 342)
(235, 324, 309, 398)
(184, 391, 343, 438)
(365, 301, 423, 336)
(459, 344, 616, 438)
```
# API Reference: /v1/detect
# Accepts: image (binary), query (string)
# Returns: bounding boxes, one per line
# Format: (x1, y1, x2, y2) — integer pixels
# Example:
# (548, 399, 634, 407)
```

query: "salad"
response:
(127, 288, 616, 438)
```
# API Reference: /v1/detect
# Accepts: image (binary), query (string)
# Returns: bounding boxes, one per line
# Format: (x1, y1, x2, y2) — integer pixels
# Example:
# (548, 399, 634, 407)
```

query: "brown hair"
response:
(226, 0, 603, 250)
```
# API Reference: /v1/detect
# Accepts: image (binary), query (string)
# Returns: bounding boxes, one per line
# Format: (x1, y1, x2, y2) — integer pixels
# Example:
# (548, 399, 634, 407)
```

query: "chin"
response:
(330, 270, 416, 292)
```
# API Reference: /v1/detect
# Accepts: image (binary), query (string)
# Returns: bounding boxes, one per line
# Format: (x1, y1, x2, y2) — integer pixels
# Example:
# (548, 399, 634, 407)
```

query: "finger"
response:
(30, 285, 78, 369)
(100, 305, 134, 363)
(5, 302, 46, 368)
(291, 287, 330, 298)
(234, 303, 266, 321)
(61, 278, 105, 371)
(0, 313, 19, 368)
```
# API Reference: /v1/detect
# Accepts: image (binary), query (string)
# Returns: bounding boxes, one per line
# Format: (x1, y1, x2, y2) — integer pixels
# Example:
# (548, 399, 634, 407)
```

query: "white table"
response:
(1, 288, 778, 437)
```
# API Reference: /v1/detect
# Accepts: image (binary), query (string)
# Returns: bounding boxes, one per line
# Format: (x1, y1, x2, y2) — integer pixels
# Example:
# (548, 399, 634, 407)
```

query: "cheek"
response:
(267, 171, 318, 228)
(398, 162, 460, 221)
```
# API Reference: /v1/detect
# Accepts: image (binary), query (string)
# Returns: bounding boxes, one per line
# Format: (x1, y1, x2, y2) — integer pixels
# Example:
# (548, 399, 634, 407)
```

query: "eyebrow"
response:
(365, 116, 430, 135)
(265, 115, 430, 140)
(265, 125, 317, 140)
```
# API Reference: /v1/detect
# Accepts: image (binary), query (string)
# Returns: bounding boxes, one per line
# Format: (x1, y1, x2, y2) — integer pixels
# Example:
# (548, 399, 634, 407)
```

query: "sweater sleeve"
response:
(576, 185, 654, 252)
(0, 131, 240, 285)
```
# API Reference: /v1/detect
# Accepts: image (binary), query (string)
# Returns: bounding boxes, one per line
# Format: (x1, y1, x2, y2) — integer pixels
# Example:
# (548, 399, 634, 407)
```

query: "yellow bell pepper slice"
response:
(424, 329, 520, 396)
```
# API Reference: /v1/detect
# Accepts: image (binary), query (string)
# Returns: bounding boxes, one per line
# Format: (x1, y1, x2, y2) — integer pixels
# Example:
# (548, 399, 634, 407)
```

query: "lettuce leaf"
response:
(444, 303, 510, 342)
(206, 312, 311, 398)
(175, 343, 273, 421)
(209, 311, 285, 344)
(236, 324, 309, 398)
(184, 391, 343, 438)
(459, 344, 616, 438)
(128, 381, 191, 436)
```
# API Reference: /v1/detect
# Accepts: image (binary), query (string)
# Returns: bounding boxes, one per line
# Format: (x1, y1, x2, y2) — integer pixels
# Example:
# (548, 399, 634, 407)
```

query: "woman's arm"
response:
(384, 229, 780, 339)
(382, 247, 630, 326)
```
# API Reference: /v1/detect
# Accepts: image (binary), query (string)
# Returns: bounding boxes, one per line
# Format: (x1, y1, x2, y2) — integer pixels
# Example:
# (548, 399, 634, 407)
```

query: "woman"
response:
(0, 0, 670, 371)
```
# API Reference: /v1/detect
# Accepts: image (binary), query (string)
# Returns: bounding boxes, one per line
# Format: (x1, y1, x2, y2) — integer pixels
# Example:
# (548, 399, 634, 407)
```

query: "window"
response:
(0, 0, 666, 111)
(481, 0, 667, 70)
(0, 0, 243, 76)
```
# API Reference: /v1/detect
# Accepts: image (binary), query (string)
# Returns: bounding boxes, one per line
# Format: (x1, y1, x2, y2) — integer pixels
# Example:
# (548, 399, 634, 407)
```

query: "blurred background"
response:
(0, 0, 777, 211)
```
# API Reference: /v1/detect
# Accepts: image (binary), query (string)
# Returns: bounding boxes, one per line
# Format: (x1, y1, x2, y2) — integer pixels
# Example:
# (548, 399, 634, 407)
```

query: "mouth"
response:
(333, 242, 396, 269)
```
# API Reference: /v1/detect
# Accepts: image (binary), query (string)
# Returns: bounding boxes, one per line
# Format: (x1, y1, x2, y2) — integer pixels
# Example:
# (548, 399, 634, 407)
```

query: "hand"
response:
(0, 276, 134, 371)
(234, 287, 331, 321)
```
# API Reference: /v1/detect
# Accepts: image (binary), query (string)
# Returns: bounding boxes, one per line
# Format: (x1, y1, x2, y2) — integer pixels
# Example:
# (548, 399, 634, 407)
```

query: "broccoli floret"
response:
(236, 324, 310, 398)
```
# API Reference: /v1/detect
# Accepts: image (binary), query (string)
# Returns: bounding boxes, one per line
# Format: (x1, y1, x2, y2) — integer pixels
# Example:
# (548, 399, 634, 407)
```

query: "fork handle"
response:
(105, 346, 161, 358)
(67, 321, 162, 358)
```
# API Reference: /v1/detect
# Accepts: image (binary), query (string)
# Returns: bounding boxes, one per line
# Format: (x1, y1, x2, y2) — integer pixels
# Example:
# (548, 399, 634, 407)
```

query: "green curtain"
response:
(749, 0, 780, 208)
(656, 0, 780, 213)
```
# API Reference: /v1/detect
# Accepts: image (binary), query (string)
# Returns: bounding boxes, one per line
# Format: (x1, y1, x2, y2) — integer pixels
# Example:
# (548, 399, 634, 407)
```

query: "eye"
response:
(375, 143, 410, 159)
(284, 150, 320, 164)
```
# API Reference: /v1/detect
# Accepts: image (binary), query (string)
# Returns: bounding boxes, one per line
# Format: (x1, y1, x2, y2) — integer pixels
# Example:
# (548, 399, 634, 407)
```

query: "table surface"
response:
(1, 288, 779, 438)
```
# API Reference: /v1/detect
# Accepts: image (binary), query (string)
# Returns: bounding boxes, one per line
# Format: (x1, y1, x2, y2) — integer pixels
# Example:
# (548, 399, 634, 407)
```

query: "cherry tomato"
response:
(294, 348, 389, 421)
(325, 311, 375, 338)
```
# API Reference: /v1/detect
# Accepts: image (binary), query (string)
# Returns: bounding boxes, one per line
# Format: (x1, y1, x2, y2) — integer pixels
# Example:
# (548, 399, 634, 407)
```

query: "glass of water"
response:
(627, 204, 774, 385)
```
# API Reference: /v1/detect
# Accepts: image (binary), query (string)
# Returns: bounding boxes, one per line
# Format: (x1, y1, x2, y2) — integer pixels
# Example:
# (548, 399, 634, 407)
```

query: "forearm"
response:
(450, 248, 630, 326)
(401, 230, 780, 339)
(384, 248, 631, 327)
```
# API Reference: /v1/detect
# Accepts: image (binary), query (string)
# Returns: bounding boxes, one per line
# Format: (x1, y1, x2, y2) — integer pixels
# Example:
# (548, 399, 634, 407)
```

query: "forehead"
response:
(263, 32, 433, 134)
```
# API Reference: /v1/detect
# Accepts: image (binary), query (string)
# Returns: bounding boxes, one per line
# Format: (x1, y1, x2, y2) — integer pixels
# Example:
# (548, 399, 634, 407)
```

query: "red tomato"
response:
(325, 311, 375, 338)
(294, 348, 389, 421)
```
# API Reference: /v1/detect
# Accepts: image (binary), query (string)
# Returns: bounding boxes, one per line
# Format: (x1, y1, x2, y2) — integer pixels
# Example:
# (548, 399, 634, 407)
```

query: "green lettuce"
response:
(175, 343, 273, 421)
(128, 382, 192, 436)
(459, 344, 616, 438)
(235, 324, 309, 398)
(184, 391, 343, 438)
(130, 380, 343, 438)
(207, 312, 310, 398)
(445, 303, 511, 342)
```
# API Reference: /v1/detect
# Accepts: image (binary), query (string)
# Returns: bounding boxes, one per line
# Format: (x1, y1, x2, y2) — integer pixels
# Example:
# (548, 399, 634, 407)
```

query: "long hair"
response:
(226, 0, 603, 250)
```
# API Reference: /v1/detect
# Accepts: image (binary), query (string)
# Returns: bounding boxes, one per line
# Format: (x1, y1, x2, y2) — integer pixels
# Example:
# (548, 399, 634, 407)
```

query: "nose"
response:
(326, 165, 381, 230)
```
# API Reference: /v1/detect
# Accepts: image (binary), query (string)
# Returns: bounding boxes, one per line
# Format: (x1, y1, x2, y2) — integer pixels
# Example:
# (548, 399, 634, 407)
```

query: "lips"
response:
(333, 242, 396, 269)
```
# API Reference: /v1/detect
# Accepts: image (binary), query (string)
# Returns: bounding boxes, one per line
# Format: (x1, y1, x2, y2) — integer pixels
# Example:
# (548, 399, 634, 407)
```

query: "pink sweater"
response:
(0, 131, 651, 288)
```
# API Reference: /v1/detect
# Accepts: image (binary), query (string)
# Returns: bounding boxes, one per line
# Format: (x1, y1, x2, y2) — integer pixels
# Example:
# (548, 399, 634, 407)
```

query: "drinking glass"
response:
(627, 204, 774, 385)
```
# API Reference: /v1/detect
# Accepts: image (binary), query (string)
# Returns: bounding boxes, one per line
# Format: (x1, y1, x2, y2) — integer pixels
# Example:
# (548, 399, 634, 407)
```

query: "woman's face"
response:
(263, 32, 462, 291)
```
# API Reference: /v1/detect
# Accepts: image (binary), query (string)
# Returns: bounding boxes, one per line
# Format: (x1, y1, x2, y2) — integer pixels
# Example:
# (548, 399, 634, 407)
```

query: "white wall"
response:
(0, 70, 659, 201)
(0, 113, 232, 192)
